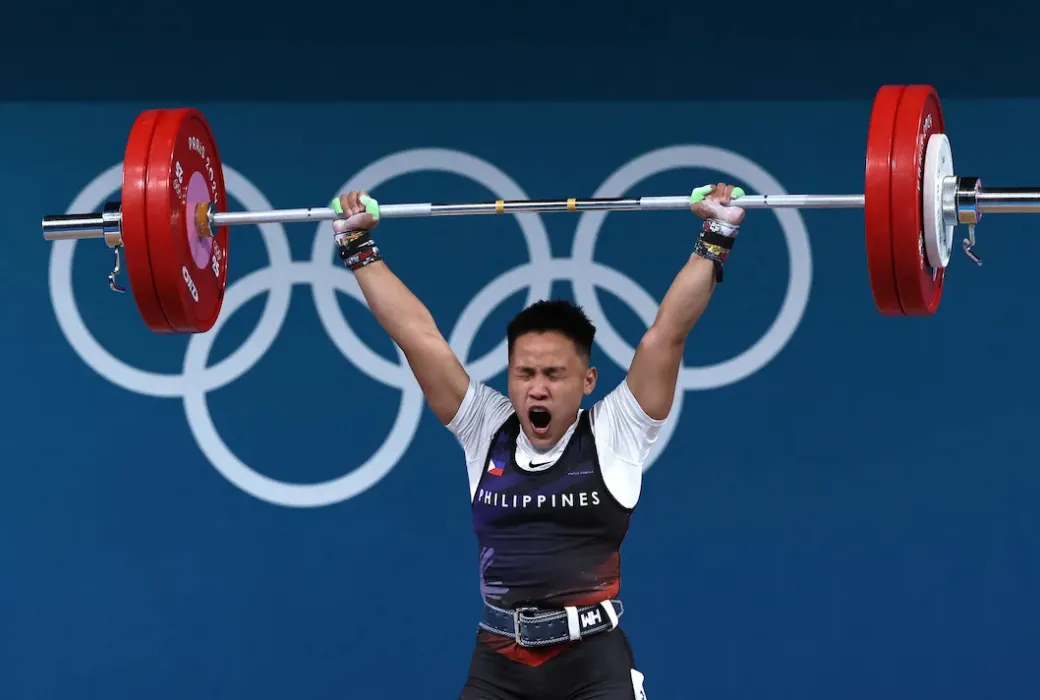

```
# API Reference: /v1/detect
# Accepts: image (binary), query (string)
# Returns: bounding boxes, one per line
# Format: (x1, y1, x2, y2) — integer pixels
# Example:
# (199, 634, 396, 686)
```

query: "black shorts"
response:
(459, 628, 647, 700)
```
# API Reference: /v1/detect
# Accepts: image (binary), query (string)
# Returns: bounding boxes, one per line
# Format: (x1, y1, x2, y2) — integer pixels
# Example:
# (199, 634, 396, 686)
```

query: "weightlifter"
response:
(330, 182, 745, 699)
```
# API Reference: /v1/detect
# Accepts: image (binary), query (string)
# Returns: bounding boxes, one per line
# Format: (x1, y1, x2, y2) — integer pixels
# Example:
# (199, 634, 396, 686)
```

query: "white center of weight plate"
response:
(923, 133, 954, 269)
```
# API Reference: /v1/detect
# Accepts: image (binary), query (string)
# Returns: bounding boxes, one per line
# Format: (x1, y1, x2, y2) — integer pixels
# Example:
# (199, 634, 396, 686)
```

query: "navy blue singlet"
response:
(470, 410, 632, 611)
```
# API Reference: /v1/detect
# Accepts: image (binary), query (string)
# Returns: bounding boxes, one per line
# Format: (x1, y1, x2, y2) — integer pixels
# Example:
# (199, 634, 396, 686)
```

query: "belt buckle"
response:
(512, 607, 539, 648)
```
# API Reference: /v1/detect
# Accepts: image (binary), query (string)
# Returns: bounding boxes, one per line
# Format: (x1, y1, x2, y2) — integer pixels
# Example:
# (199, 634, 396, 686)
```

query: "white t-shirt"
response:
(446, 378, 665, 510)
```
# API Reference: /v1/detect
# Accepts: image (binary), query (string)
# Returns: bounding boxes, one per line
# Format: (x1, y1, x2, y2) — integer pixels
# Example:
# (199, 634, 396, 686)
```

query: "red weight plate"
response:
(121, 109, 175, 333)
(864, 85, 905, 316)
(144, 108, 229, 333)
(890, 85, 945, 316)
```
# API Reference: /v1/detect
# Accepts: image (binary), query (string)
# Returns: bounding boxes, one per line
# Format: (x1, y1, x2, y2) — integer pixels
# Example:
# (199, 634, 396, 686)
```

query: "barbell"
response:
(41, 84, 1031, 334)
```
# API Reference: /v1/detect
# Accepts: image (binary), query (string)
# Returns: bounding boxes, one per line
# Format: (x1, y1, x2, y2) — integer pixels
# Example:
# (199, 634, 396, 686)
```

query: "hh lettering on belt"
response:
(580, 608, 603, 629)
(476, 489, 601, 509)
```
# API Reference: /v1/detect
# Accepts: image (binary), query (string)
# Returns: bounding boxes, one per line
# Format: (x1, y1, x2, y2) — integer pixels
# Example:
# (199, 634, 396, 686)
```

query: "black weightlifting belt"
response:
(479, 599, 624, 648)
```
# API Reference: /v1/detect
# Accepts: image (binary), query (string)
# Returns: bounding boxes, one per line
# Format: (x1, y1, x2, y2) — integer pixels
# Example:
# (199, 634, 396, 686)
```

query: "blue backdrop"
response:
(3, 4, 1039, 699)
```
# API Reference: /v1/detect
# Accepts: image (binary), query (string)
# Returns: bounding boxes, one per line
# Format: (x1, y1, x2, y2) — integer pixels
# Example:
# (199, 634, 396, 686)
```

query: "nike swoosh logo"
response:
(529, 460, 553, 468)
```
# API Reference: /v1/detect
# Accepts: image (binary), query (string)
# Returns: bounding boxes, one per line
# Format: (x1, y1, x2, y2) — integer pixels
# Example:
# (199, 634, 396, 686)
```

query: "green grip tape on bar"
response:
(690, 185, 745, 204)
(329, 195, 381, 220)
(361, 195, 380, 220)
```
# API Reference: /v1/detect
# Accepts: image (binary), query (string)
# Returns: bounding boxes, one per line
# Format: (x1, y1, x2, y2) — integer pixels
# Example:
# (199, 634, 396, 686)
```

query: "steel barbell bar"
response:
(42, 192, 863, 242)
(39, 185, 1040, 243)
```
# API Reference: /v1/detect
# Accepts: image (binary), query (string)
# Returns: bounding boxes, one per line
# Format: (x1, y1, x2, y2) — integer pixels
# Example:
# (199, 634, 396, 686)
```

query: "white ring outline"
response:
(572, 145, 813, 390)
(51, 150, 552, 508)
(50, 145, 811, 507)
(49, 164, 295, 397)
(309, 149, 554, 384)
(181, 261, 426, 507)
(190, 149, 552, 507)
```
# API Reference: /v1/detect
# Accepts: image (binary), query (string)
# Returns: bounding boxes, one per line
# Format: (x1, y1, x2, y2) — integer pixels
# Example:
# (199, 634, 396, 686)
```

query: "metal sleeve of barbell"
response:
(975, 188, 1040, 213)
(42, 214, 107, 240)
(211, 194, 867, 227)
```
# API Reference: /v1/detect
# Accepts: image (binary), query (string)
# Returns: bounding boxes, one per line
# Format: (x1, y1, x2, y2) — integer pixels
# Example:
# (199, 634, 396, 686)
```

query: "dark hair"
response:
(506, 299, 596, 362)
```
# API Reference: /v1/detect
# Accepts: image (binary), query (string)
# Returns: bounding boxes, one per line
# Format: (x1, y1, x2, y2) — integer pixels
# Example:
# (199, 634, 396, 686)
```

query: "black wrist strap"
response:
(335, 230, 382, 271)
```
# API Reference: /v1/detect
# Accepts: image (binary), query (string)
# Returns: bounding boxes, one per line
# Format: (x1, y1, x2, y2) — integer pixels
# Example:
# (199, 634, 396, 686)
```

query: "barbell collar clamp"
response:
(955, 177, 984, 225)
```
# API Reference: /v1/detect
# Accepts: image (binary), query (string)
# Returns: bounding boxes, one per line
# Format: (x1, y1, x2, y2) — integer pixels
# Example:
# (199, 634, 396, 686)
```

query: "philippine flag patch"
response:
(487, 459, 504, 477)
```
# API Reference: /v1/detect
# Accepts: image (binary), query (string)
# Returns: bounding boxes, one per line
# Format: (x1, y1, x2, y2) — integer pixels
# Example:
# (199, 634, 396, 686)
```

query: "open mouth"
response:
(528, 407, 552, 436)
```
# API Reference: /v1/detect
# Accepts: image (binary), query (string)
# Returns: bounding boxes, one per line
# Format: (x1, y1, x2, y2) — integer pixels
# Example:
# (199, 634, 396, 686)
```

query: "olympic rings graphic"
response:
(49, 145, 812, 508)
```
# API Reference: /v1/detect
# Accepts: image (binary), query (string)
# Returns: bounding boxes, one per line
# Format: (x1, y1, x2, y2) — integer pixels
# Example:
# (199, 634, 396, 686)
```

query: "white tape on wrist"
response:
(707, 218, 740, 237)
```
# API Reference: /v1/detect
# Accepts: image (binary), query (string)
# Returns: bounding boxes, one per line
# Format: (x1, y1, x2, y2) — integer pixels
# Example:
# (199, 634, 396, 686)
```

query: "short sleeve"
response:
(447, 380, 515, 499)
(590, 378, 666, 509)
